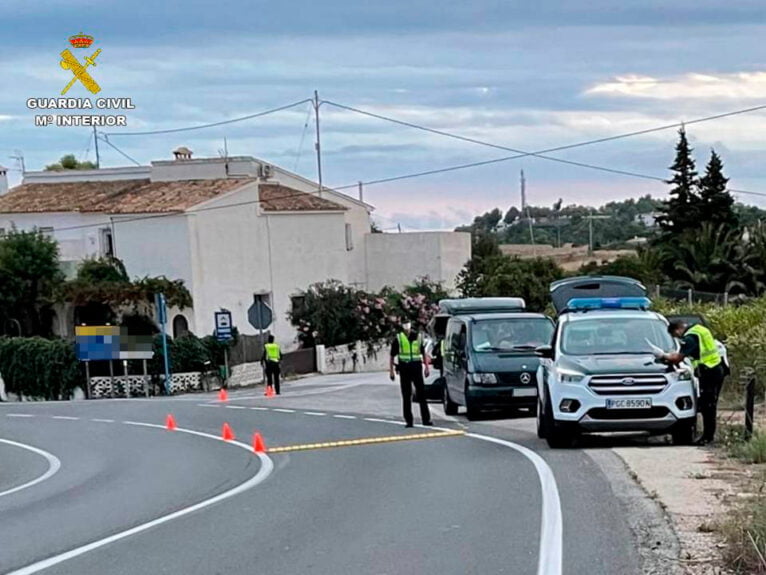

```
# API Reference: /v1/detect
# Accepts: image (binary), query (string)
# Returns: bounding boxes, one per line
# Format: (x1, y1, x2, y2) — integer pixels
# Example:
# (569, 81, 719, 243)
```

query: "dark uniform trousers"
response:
(265, 361, 281, 394)
(399, 361, 431, 426)
(698, 363, 725, 441)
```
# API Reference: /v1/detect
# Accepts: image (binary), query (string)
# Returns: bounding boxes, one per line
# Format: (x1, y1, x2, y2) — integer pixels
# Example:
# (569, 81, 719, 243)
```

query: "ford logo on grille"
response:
(520, 372, 532, 384)
(621, 377, 636, 386)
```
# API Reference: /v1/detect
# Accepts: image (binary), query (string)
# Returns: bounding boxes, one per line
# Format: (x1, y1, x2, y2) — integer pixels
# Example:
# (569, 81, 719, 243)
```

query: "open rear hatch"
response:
(550, 276, 647, 314)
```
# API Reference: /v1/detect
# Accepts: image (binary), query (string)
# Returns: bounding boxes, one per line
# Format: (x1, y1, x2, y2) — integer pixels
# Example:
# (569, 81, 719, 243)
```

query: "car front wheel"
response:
(543, 390, 575, 448)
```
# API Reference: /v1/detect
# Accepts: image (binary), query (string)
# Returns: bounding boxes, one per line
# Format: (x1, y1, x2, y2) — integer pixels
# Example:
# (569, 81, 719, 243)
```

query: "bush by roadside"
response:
(0, 337, 83, 400)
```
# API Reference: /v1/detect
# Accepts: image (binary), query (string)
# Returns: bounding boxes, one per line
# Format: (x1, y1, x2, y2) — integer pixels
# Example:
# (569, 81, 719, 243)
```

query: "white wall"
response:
(364, 231, 471, 293)
(186, 183, 349, 347)
(0, 212, 110, 277)
(111, 213, 194, 289)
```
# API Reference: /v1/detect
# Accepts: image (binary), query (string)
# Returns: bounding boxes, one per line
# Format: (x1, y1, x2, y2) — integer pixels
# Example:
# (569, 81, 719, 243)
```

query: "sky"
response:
(1, 0, 765, 230)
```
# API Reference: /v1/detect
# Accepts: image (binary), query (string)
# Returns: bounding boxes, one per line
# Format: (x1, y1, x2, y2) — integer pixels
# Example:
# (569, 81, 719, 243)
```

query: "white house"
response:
(0, 150, 470, 347)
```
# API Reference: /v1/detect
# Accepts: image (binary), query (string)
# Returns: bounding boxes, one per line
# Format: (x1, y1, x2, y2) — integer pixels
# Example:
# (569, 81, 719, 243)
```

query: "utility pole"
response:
(313, 90, 323, 198)
(358, 181, 364, 203)
(588, 211, 593, 256)
(93, 126, 100, 169)
(521, 170, 535, 251)
(520, 169, 527, 211)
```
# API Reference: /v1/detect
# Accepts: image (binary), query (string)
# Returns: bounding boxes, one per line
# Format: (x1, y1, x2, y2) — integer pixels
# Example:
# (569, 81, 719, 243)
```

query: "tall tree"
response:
(0, 230, 63, 336)
(656, 127, 700, 235)
(698, 149, 738, 231)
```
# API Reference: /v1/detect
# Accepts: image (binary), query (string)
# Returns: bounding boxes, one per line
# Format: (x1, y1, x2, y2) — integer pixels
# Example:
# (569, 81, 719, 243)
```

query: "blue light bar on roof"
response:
(566, 297, 652, 311)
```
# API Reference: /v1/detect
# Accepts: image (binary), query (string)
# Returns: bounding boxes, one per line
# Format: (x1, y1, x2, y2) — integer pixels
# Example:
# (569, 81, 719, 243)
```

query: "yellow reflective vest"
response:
(686, 325, 721, 369)
(397, 332, 421, 363)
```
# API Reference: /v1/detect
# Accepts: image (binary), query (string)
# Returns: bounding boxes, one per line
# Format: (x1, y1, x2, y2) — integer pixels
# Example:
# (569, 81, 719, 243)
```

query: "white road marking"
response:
(52, 416, 79, 421)
(0, 439, 62, 499)
(272, 408, 296, 413)
(121, 420, 162, 429)
(464, 432, 562, 575)
(303, 411, 326, 416)
(363, 418, 395, 424)
(5, 414, 34, 418)
(224, 405, 247, 410)
(197, 403, 221, 408)
(333, 414, 356, 420)
(91, 419, 115, 423)
(249, 407, 269, 411)
(5, 425, 274, 575)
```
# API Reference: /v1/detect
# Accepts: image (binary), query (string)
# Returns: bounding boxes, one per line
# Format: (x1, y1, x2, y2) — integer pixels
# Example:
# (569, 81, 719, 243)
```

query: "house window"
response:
(100, 227, 114, 258)
(0, 228, 5, 239)
(345, 223, 353, 251)
(291, 295, 306, 316)
(39, 226, 54, 238)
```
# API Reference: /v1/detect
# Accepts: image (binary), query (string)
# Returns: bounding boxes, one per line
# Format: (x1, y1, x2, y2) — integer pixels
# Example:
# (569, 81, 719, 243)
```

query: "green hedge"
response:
(0, 337, 83, 400)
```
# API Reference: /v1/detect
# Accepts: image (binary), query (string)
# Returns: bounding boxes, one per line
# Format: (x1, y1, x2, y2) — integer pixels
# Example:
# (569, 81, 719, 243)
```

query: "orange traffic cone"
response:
(253, 432, 267, 453)
(222, 422, 235, 441)
(265, 385, 275, 398)
(218, 388, 228, 402)
(165, 414, 177, 431)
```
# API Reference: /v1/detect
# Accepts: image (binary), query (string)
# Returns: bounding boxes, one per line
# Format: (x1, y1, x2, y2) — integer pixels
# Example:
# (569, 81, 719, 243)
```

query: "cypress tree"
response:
(656, 127, 700, 235)
(698, 149, 738, 231)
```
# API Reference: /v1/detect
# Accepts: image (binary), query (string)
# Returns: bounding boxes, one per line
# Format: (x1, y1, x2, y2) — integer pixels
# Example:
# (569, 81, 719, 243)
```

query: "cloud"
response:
(587, 72, 766, 101)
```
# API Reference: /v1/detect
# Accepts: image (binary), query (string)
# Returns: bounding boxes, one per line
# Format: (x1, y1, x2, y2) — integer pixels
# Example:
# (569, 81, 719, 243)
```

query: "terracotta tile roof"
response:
(259, 184, 346, 212)
(0, 178, 343, 214)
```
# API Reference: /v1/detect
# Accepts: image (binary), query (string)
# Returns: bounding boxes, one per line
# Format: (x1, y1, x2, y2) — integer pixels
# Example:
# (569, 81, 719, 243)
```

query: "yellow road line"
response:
(267, 429, 465, 453)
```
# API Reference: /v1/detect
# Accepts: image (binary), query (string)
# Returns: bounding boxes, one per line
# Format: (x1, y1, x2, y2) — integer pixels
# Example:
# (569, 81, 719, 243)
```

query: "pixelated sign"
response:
(75, 326, 154, 361)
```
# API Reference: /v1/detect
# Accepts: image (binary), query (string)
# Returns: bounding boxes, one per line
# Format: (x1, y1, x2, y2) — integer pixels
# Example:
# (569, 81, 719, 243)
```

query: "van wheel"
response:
(443, 385, 458, 416)
(543, 391, 575, 448)
(671, 420, 696, 446)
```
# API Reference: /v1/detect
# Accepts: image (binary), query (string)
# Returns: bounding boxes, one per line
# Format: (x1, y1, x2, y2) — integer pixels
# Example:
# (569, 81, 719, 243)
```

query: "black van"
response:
(419, 298, 528, 402)
(442, 308, 554, 419)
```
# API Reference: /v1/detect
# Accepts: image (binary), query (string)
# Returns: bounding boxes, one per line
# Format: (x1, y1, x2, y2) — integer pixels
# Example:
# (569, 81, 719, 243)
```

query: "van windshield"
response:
(471, 318, 553, 352)
(561, 317, 674, 356)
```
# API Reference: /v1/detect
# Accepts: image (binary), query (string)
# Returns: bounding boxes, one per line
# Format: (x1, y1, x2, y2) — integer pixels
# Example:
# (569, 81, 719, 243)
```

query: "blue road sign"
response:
(215, 310, 233, 341)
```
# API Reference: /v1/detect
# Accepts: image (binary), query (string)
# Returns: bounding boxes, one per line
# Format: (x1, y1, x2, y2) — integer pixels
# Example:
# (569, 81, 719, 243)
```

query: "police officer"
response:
(263, 335, 282, 395)
(389, 320, 433, 428)
(658, 320, 725, 445)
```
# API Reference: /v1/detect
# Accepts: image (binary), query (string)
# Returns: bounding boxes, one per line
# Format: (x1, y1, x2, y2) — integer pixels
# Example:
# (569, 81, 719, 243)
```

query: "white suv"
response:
(535, 277, 697, 448)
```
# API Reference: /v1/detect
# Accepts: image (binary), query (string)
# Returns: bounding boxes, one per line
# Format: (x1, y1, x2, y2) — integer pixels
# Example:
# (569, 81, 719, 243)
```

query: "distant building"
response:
(635, 212, 662, 228)
(0, 151, 470, 346)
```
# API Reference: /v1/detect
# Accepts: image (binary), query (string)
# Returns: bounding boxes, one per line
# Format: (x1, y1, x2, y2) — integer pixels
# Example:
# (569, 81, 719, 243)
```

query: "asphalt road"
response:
(0, 373, 647, 575)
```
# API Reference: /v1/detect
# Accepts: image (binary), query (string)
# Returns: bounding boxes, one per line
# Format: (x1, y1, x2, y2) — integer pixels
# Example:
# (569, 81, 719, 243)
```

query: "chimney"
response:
(172, 147, 193, 161)
(0, 165, 8, 196)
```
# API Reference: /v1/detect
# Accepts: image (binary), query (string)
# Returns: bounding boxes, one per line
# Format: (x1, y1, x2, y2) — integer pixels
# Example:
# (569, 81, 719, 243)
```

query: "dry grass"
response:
(719, 487, 766, 574)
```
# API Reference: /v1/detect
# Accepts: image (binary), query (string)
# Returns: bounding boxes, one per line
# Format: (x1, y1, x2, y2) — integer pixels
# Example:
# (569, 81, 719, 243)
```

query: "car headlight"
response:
(557, 369, 585, 384)
(472, 373, 497, 384)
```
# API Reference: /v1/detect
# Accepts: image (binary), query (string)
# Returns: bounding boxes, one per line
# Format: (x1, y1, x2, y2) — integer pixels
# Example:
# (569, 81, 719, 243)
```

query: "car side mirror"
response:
(535, 345, 554, 359)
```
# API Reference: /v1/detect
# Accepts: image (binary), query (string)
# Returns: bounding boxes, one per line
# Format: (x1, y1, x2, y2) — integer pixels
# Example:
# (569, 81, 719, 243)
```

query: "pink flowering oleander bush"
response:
(290, 278, 449, 351)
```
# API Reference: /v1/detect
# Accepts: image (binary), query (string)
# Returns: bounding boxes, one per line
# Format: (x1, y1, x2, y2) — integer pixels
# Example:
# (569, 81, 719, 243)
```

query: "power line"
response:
(97, 134, 142, 166)
(103, 99, 313, 137)
(293, 102, 313, 172)
(324, 99, 766, 192)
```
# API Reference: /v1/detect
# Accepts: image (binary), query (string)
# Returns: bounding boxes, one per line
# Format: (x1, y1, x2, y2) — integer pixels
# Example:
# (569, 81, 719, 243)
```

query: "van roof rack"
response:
(439, 297, 526, 315)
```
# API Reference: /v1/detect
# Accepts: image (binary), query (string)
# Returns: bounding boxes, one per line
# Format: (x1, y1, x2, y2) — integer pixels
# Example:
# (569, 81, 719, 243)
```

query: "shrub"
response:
(0, 337, 82, 400)
(720, 487, 766, 574)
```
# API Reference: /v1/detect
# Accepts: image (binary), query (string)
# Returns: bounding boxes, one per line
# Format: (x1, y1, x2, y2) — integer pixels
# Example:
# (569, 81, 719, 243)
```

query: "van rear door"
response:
(549, 276, 647, 314)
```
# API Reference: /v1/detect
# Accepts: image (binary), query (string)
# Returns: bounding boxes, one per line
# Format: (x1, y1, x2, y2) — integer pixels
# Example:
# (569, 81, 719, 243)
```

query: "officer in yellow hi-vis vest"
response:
(389, 320, 432, 428)
(263, 335, 282, 395)
(658, 320, 725, 445)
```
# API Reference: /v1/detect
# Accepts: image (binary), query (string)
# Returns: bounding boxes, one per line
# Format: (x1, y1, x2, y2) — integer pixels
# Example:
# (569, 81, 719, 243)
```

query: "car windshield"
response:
(471, 318, 553, 352)
(561, 316, 674, 356)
